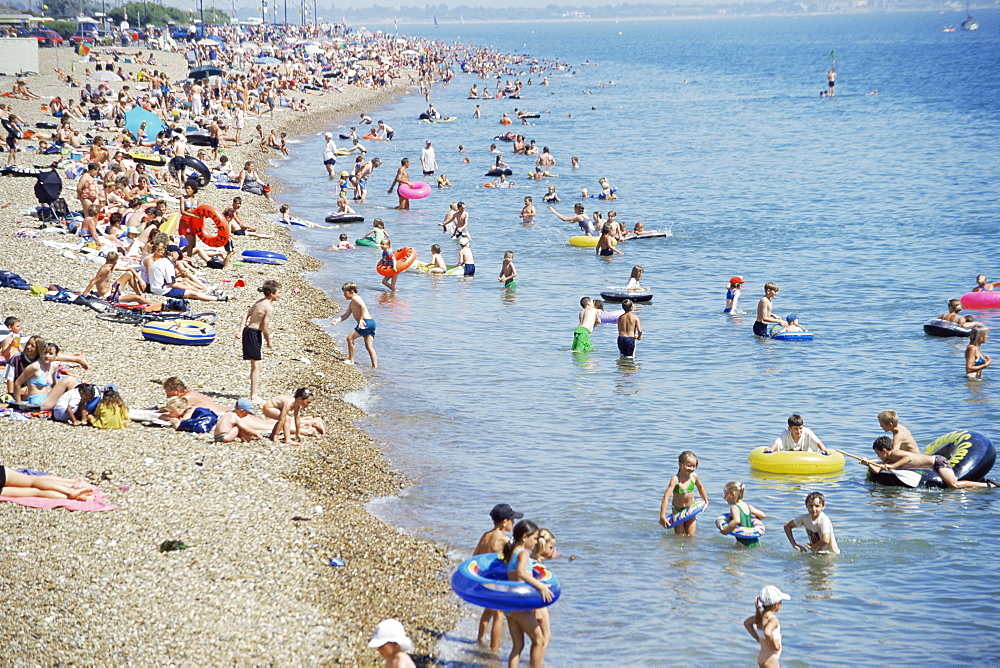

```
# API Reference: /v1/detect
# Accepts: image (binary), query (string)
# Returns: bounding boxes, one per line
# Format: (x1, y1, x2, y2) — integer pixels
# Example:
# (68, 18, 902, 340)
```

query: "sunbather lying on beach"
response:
(0, 466, 94, 501)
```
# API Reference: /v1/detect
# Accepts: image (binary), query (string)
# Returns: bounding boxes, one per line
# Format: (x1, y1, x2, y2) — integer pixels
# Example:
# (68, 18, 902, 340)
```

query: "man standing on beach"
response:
(323, 132, 338, 178)
(209, 117, 221, 160)
(420, 141, 438, 176)
(388, 157, 411, 210)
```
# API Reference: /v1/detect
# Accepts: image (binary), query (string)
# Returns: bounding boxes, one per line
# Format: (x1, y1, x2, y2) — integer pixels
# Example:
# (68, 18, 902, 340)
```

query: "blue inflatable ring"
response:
(768, 324, 814, 341)
(450, 552, 561, 612)
(663, 500, 706, 528)
(715, 513, 765, 540)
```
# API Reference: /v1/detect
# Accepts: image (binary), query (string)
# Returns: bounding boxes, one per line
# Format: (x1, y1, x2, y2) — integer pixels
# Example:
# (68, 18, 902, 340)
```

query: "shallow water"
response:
(271, 12, 1000, 664)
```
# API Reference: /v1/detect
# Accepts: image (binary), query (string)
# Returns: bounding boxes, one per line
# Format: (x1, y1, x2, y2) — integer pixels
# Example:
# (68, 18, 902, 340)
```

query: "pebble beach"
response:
(0, 43, 460, 664)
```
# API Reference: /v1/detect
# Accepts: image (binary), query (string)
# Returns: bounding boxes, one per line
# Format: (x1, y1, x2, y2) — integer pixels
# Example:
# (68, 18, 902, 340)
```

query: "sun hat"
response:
(324, 132, 332, 138)
(367, 618, 413, 652)
(235, 398, 255, 413)
(459, 237, 470, 246)
(729, 276, 745, 284)
(757, 585, 791, 608)
(489, 503, 524, 522)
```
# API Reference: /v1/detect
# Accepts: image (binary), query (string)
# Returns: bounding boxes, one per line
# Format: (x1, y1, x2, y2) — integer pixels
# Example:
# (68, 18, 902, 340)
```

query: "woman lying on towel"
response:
(0, 467, 94, 501)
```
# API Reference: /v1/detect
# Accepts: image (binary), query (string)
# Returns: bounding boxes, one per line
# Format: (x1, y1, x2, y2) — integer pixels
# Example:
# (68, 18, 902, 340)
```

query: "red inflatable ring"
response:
(179, 204, 231, 248)
(376, 247, 417, 276)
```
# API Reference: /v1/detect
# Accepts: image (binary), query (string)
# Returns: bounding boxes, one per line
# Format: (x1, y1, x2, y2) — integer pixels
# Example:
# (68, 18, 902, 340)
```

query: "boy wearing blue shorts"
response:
(334, 282, 377, 369)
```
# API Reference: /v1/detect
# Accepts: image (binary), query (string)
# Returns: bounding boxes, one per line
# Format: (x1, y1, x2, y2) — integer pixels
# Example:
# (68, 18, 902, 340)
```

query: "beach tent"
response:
(124, 106, 165, 141)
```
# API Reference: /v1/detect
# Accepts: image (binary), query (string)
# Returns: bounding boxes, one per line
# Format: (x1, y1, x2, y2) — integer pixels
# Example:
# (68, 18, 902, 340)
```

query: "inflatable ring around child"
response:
(450, 552, 561, 612)
(768, 324, 814, 341)
(867, 429, 996, 488)
(376, 248, 417, 276)
(715, 513, 766, 541)
(180, 204, 230, 248)
(398, 181, 432, 200)
(663, 500, 706, 529)
(747, 447, 845, 474)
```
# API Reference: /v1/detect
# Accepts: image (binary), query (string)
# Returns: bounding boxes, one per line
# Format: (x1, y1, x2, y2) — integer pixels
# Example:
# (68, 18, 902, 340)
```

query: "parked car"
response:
(69, 31, 98, 45)
(19, 27, 64, 47)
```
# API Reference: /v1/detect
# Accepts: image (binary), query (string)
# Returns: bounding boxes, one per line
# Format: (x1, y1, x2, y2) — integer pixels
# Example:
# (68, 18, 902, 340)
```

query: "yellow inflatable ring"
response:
(747, 446, 845, 474)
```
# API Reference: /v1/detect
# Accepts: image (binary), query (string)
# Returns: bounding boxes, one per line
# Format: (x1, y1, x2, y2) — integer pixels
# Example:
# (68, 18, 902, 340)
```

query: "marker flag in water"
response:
(829, 49, 837, 65)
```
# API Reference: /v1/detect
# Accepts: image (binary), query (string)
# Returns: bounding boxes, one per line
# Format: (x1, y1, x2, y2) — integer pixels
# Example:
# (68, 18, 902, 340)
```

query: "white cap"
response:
(459, 236, 470, 246)
(756, 585, 791, 608)
(324, 132, 332, 138)
(367, 618, 413, 652)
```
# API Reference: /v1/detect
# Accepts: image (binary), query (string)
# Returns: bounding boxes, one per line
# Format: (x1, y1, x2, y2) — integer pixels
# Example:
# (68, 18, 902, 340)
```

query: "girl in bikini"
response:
(503, 520, 552, 668)
(658, 450, 709, 535)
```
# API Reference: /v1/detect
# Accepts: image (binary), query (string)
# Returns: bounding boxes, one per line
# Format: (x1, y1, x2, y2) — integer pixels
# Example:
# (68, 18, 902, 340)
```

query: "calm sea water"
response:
(270, 12, 1000, 665)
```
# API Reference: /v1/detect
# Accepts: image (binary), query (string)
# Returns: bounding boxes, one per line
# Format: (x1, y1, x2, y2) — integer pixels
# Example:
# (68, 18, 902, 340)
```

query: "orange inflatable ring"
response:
(363, 133, 381, 140)
(376, 247, 417, 276)
(179, 204, 230, 248)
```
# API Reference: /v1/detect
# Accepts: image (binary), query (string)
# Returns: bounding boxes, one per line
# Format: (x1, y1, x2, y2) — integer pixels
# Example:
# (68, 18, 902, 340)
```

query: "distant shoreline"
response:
(357, 8, 974, 28)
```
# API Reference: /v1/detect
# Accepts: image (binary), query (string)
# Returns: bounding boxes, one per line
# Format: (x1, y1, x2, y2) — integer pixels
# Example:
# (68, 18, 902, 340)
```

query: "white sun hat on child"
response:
(368, 618, 413, 652)
(757, 585, 791, 608)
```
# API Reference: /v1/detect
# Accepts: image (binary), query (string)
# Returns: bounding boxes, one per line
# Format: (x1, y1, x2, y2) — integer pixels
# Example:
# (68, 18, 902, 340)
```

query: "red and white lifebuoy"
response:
(179, 204, 230, 248)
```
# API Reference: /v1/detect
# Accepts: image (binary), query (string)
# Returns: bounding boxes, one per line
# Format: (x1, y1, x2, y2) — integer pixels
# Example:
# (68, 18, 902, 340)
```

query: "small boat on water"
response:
(961, 1, 979, 30)
(943, 26, 956, 32)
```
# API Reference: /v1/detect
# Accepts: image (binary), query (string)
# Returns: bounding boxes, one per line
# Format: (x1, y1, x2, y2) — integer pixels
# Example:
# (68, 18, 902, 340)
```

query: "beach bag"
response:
(0, 270, 30, 290)
(177, 407, 218, 434)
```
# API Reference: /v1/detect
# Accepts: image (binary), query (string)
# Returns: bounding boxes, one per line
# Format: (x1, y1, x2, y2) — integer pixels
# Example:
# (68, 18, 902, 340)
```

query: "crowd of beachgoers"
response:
(0, 23, 541, 664)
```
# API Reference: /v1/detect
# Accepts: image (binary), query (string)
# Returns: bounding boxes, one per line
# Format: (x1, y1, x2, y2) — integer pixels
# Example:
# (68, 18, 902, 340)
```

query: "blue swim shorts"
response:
(355, 318, 376, 338)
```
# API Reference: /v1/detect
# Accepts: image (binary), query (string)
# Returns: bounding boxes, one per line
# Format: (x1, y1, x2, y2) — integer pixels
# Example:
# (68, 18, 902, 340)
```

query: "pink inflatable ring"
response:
(398, 181, 432, 200)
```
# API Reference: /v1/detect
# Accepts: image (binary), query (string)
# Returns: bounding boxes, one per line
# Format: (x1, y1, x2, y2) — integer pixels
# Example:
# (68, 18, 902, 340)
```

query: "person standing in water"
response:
(827, 68, 836, 96)
(388, 158, 411, 210)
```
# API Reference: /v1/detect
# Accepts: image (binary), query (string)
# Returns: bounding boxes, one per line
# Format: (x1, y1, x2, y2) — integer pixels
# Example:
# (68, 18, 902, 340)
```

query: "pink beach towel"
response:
(0, 486, 117, 512)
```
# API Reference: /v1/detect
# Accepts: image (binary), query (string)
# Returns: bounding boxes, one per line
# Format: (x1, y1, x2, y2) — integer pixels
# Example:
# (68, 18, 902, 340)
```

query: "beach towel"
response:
(1, 470, 117, 512)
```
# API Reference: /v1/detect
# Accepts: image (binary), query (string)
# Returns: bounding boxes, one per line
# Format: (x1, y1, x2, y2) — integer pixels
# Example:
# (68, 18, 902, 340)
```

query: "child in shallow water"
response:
(658, 450, 709, 535)
(718, 481, 766, 547)
(744, 585, 790, 667)
(724, 276, 745, 313)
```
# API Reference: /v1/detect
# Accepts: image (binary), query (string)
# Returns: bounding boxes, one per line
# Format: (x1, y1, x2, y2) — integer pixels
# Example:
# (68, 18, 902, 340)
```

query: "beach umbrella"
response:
(400, 49, 420, 56)
(34, 170, 62, 204)
(304, 44, 323, 55)
(196, 38, 217, 46)
(254, 56, 280, 65)
(124, 106, 165, 142)
(89, 71, 122, 82)
(189, 65, 224, 80)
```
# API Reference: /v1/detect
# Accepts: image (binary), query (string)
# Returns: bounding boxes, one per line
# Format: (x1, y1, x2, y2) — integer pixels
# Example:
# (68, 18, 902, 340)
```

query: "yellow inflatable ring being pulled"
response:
(747, 446, 845, 474)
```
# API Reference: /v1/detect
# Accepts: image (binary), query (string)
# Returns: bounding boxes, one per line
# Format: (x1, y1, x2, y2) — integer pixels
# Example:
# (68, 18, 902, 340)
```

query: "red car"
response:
(69, 33, 98, 45)
(26, 28, 64, 47)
